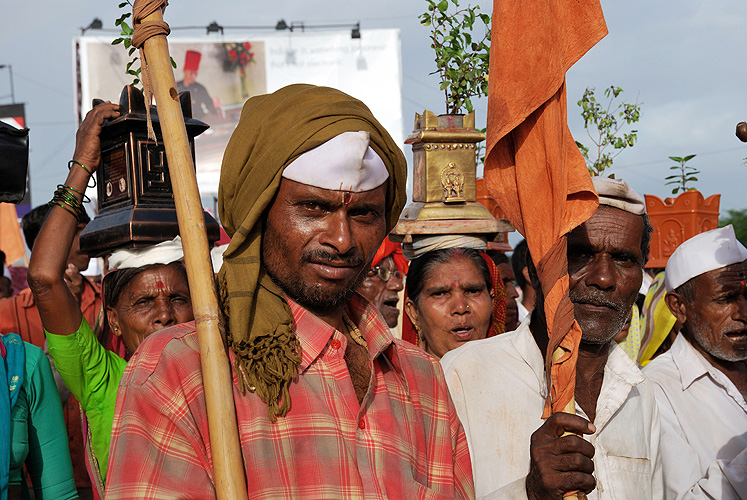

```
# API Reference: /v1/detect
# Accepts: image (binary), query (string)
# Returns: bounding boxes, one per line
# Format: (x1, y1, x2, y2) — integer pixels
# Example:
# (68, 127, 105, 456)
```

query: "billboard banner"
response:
(76, 29, 403, 195)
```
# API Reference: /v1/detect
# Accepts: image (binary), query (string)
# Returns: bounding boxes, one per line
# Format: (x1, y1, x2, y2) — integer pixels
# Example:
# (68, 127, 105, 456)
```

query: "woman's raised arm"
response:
(28, 102, 120, 335)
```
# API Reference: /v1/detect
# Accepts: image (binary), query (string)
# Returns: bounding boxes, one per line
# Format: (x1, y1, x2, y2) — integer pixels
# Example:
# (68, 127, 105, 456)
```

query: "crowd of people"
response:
(0, 83, 744, 500)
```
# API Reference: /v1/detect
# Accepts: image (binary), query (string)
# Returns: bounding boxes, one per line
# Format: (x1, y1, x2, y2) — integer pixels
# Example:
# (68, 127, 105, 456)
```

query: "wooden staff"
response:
(136, 6, 248, 500)
(551, 348, 585, 500)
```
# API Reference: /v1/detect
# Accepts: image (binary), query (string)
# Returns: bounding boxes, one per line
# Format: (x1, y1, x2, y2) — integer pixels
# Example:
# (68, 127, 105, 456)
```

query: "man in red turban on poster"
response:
(176, 50, 217, 120)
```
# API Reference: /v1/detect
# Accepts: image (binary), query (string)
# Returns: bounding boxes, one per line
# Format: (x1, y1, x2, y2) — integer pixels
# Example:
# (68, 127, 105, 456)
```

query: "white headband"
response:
(108, 236, 184, 271)
(282, 131, 389, 192)
(665, 225, 747, 291)
(402, 234, 487, 260)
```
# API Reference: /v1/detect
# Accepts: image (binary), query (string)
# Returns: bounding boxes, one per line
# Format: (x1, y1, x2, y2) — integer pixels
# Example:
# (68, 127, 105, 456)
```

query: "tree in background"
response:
(719, 208, 747, 246)
(575, 86, 642, 177)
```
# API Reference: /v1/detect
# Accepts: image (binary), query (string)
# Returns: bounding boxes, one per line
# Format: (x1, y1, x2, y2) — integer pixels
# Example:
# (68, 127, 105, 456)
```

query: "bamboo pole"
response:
(138, 7, 248, 500)
(551, 347, 585, 500)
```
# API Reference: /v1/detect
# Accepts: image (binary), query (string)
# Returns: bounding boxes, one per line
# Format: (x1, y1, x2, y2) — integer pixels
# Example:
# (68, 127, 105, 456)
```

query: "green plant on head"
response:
(420, 0, 491, 115)
(665, 154, 699, 194)
(575, 86, 642, 177)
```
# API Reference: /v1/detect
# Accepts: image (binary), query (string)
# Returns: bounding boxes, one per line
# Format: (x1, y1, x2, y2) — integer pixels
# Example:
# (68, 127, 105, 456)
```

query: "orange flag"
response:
(0, 203, 26, 265)
(484, 0, 607, 417)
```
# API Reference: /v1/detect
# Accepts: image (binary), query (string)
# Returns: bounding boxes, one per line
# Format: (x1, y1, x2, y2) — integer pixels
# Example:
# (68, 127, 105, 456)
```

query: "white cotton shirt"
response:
(517, 301, 530, 323)
(644, 334, 747, 499)
(441, 317, 663, 500)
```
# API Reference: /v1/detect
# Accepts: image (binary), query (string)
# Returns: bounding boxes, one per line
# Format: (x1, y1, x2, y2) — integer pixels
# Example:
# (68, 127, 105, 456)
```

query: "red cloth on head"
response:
(372, 236, 408, 274)
(184, 50, 201, 72)
(480, 253, 506, 338)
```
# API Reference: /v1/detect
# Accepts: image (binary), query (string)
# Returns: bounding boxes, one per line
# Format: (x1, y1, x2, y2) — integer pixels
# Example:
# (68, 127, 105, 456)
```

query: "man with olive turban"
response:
(106, 84, 474, 500)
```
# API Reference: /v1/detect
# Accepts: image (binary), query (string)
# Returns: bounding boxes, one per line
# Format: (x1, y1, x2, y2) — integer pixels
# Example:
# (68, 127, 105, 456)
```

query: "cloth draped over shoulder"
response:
(218, 84, 407, 421)
(1, 334, 24, 500)
(637, 272, 676, 367)
(484, 0, 606, 417)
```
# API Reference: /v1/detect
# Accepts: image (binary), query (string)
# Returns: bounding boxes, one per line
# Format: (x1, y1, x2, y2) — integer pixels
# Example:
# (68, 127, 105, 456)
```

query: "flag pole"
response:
(134, 4, 247, 499)
(552, 347, 585, 500)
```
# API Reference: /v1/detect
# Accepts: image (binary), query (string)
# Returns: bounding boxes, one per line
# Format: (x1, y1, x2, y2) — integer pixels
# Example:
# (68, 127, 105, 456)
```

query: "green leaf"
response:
(683, 154, 697, 161)
(171, 57, 177, 69)
(438, 0, 448, 12)
(111, 38, 124, 45)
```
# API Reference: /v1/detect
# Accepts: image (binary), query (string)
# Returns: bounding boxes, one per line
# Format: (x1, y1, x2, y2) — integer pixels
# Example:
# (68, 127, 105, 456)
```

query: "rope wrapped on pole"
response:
(131, 1, 248, 498)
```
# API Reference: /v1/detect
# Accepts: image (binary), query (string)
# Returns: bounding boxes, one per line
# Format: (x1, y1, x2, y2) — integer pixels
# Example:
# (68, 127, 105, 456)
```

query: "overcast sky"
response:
(2, 0, 746, 230)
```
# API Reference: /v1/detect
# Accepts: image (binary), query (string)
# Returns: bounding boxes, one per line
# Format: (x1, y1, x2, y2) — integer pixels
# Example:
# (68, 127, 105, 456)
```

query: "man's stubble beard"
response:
(263, 229, 369, 314)
(266, 264, 368, 313)
(570, 289, 631, 346)
(688, 315, 747, 363)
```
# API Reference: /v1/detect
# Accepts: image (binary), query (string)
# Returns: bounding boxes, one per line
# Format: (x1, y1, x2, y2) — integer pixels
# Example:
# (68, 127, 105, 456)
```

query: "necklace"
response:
(342, 313, 368, 350)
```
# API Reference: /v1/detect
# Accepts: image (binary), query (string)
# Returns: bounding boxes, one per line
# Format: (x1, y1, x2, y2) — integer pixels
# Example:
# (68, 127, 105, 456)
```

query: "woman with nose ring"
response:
(404, 247, 506, 359)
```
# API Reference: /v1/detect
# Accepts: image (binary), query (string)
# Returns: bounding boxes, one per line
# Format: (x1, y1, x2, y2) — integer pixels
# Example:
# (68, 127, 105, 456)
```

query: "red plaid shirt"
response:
(105, 295, 474, 499)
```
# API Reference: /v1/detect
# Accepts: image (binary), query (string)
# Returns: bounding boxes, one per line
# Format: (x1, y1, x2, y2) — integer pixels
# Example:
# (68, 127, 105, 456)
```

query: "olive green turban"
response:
(218, 84, 407, 421)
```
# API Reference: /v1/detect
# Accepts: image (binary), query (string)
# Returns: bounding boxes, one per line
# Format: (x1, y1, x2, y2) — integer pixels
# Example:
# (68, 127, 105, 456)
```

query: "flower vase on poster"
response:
(224, 42, 255, 99)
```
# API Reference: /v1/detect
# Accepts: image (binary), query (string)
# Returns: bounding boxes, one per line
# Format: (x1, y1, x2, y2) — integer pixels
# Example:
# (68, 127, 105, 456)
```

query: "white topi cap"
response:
(108, 236, 185, 271)
(282, 131, 389, 192)
(592, 176, 646, 215)
(665, 225, 747, 291)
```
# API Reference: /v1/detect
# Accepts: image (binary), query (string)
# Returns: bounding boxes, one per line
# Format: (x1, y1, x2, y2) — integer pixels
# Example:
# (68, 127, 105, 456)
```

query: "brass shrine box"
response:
(392, 110, 512, 243)
(79, 85, 220, 257)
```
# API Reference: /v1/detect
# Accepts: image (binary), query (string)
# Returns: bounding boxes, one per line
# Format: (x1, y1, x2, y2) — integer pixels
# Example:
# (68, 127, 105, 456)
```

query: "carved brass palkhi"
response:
(391, 110, 512, 243)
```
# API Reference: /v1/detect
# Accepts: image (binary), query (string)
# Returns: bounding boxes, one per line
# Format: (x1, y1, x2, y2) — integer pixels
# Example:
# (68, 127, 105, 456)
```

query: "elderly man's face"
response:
(357, 256, 404, 328)
(679, 260, 747, 362)
(567, 205, 644, 344)
(263, 178, 387, 313)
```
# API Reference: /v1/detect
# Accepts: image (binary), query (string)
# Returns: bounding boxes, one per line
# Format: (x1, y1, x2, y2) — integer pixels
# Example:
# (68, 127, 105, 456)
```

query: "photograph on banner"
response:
(76, 30, 404, 196)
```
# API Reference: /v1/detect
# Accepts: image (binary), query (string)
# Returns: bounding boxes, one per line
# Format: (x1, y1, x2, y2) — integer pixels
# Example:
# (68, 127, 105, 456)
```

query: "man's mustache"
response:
(302, 249, 365, 267)
(569, 291, 626, 312)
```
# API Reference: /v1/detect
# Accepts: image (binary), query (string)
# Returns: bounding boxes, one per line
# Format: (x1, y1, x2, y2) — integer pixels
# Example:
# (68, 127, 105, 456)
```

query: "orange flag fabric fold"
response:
(484, 0, 607, 417)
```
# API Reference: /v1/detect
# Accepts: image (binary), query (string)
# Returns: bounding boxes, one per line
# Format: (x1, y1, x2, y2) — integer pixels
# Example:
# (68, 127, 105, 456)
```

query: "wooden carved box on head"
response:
(79, 85, 220, 257)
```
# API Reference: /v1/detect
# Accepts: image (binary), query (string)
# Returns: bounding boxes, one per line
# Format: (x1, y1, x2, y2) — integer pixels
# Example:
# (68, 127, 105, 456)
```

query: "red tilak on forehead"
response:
(343, 191, 353, 206)
(155, 281, 165, 291)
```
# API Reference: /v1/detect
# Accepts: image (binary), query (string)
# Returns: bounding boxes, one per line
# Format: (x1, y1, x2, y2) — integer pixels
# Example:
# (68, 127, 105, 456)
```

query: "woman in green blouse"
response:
(27, 103, 194, 494)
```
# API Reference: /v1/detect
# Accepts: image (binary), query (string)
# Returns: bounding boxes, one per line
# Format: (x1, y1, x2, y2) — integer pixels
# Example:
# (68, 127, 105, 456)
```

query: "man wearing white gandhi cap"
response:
(105, 84, 473, 499)
(644, 224, 747, 500)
